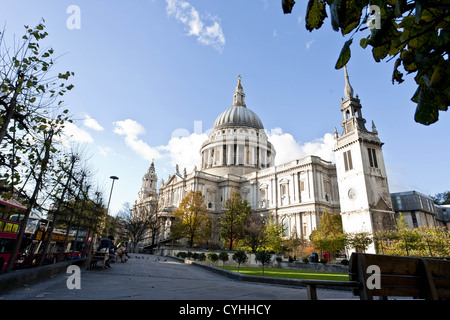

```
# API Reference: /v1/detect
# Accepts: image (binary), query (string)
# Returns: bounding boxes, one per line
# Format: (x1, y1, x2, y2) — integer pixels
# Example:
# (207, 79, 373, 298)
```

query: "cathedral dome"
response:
(213, 105, 264, 130)
(212, 75, 264, 130)
(200, 76, 276, 176)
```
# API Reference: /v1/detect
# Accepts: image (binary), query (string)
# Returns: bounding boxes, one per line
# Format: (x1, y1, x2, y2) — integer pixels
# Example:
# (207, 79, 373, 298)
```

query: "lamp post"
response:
(103, 176, 119, 234)
(107, 176, 119, 215)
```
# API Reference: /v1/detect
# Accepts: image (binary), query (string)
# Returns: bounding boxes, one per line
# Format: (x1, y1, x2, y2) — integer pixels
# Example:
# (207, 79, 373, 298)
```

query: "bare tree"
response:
(118, 202, 152, 253)
(136, 200, 160, 248)
(241, 212, 266, 253)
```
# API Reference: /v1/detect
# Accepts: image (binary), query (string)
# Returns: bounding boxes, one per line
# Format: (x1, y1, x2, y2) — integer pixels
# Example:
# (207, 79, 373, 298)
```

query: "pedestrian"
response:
(115, 242, 128, 263)
(97, 235, 117, 269)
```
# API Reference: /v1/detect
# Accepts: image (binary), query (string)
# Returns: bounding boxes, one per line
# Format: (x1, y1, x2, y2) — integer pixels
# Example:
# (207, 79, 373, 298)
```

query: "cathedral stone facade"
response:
(134, 70, 396, 254)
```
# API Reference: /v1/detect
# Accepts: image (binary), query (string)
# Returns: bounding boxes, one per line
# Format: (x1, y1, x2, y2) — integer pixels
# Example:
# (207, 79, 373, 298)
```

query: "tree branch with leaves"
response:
(284, 0, 449, 125)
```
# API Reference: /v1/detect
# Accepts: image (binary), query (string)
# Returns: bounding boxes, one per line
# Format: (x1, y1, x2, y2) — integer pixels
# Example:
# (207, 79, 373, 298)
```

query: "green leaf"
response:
(360, 36, 370, 49)
(337, 0, 364, 35)
(414, 87, 440, 125)
(306, 0, 327, 32)
(372, 43, 389, 62)
(282, 0, 296, 14)
(392, 58, 404, 84)
(335, 38, 352, 69)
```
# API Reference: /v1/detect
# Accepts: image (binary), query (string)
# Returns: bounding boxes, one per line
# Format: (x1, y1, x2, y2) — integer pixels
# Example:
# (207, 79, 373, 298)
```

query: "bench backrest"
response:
(349, 253, 450, 300)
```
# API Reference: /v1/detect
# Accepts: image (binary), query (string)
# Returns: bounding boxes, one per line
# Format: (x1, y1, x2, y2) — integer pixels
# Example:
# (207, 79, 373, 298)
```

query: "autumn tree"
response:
(219, 191, 251, 250)
(374, 221, 450, 258)
(263, 215, 285, 253)
(171, 191, 211, 248)
(309, 211, 345, 259)
(283, 1, 449, 125)
(346, 231, 373, 253)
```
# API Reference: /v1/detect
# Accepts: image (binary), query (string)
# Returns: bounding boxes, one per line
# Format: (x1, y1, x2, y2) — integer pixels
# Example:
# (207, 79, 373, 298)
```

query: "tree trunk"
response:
(4, 130, 54, 272)
(38, 157, 75, 266)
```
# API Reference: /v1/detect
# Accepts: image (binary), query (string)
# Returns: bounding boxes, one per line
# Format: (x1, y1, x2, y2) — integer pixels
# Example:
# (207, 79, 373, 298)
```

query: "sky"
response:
(1, 0, 448, 216)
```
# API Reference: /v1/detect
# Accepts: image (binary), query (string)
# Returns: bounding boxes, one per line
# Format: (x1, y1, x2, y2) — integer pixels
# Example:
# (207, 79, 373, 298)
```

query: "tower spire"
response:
(344, 65, 354, 100)
(232, 74, 246, 107)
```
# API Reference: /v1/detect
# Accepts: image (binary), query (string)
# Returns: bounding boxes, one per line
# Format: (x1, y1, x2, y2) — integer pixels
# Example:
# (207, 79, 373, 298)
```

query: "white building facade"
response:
(136, 71, 395, 254)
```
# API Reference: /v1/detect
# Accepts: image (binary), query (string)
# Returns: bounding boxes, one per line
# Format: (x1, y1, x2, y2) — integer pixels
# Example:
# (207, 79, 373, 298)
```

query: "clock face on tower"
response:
(348, 188, 357, 200)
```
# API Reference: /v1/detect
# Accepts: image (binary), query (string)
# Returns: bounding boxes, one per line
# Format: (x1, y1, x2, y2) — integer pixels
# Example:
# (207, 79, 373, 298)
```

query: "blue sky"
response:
(1, 0, 448, 216)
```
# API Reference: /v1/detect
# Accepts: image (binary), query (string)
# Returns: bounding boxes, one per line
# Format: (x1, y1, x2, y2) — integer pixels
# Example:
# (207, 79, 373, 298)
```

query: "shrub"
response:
(197, 253, 206, 261)
(302, 257, 309, 264)
(207, 252, 219, 264)
(176, 252, 187, 259)
(340, 259, 349, 265)
(255, 251, 272, 275)
(219, 252, 229, 267)
(232, 251, 248, 273)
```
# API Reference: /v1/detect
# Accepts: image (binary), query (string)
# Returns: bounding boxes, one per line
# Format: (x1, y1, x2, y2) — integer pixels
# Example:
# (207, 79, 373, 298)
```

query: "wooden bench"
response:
(87, 250, 109, 269)
(303, 252, 450, 300)
(302, 279, 358, 300)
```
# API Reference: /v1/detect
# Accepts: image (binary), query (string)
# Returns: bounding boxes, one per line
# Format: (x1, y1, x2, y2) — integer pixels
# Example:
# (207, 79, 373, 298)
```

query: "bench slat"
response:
(348, 253, 450, 300)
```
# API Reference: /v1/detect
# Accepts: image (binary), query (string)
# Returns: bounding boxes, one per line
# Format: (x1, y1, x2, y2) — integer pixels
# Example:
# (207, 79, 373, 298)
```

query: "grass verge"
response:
(222, 266, 350, 281)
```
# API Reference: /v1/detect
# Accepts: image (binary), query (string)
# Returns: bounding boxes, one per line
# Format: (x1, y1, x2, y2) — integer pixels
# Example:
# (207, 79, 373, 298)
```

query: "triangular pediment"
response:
(375, 197, 392, 211)
(165, 173, 184, 186)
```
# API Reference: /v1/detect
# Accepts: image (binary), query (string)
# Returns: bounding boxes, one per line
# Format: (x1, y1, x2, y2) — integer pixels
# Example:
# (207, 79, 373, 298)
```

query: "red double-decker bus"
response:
(0, 196, 27, 272)
(13, 218, 74, 268)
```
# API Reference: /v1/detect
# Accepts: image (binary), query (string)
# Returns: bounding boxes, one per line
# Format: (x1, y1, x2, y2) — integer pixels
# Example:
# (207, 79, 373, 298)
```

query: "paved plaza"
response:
(0, 254, 356, 300)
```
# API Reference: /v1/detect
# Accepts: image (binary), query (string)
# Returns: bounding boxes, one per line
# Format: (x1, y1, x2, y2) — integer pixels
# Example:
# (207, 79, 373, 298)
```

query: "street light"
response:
(106, 176, 119, 215)
(102, 176, 119, 234)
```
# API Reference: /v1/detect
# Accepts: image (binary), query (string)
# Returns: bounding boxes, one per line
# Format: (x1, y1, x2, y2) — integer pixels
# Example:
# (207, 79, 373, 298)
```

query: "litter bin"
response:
(311, 252, 319, 263)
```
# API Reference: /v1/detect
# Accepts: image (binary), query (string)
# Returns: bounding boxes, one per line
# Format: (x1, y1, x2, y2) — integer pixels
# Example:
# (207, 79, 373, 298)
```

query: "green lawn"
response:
(222, 266, 350, 281)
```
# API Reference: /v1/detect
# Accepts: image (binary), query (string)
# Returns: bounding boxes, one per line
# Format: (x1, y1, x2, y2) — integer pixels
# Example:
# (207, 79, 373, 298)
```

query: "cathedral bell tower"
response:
(333, 66, 395, 254)
(138, 159, 158, 201)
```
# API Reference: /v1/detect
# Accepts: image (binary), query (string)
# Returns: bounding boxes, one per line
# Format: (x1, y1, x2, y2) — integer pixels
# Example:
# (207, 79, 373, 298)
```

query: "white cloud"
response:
(161, 132, 208, 171)
(113, 119, 161, 161)
(98, 146, 111, 156)
(113, 118, 208, 176)
(60, 122, 94, 145)
(267, 127, 335, 165)
(165, 0, 225, 52)
(306, 39, 315, 49)
(83, 114, 104, 131)
(114, 120, 336, 181)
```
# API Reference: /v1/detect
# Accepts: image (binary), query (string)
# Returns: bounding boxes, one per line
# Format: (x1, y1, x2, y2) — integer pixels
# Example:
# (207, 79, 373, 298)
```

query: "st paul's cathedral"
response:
(134, 68, 397, 254)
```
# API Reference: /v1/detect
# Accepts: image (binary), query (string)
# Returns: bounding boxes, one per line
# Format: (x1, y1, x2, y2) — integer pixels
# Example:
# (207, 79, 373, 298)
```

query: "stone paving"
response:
(0, 254, 357, 300)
